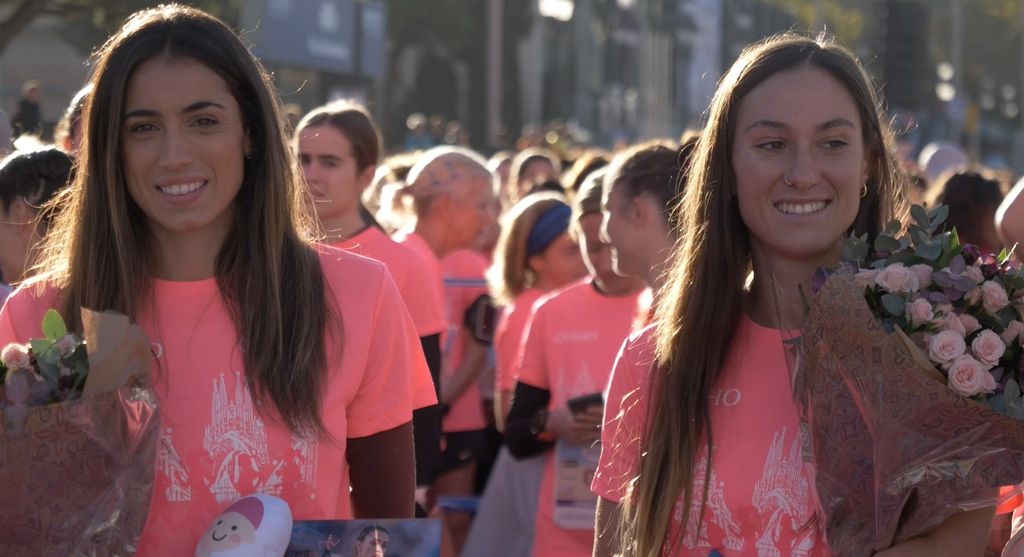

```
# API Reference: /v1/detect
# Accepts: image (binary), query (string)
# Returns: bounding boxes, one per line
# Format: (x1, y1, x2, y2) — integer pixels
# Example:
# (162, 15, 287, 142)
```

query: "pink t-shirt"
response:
(516, 279, 641, 557)
(494, 288, 544, 394)
(439, 250, 489, 433)
(394, 230, 444, 323)
(592, 317, 830, 556)
(0, 247, 432, 556)
(334, 227, 444, 410)
(334, 226, 445, 337)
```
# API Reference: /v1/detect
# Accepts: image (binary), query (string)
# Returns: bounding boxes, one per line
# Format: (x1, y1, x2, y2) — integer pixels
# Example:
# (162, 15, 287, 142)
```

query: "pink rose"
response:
(966, 287, 982, 306)
(875, 263, 920, 294)
(947, 355, 998, 397)
(1002, 320, 1024, 346)
(981, 281, 1010, 314)
(910, 264, 934, 289)
(964, 265, 985, 285)
(855, 269, 880, 289)
(55, 335, 77, 358)
(970, 329, 1006, 368)
(935, 303, 954, 316)
(929, 330, 967, 366)
(2, 343, 31, 370)
(932, 313, 967, 337)
(958, 313, 981, 335)
(905, 298, 933, 327)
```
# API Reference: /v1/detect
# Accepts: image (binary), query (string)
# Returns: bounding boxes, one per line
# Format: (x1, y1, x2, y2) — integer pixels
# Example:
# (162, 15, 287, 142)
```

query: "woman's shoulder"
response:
(314, 242, 389, 281)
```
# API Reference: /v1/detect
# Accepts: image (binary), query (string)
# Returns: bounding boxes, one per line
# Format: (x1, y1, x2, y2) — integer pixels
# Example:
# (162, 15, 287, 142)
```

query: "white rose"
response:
(905, 298, 933, 327)
(910, 264, 934, 289)
(1001, 320, 1024, 346)
(970, 329, 1006, 368)
(947, 355, 998, 397)
(875, 264, 920, 294)
(2, 343, 31, 370)
(981, 281, 1011, 314)
(929, 330, 967, 366)
(958, 314, 981, 335)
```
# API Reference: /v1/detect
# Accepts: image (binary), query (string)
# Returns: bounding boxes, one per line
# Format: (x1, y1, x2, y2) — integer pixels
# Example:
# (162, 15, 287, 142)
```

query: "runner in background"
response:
(463, 192, 585, 557)
(505, 168, 644, 557)
(293, 100, 446, 514)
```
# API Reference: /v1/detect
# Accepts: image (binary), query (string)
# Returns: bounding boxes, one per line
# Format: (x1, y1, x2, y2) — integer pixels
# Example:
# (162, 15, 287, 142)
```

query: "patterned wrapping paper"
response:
(0, 310, 158, 555)
(792, 270, 1024, 556)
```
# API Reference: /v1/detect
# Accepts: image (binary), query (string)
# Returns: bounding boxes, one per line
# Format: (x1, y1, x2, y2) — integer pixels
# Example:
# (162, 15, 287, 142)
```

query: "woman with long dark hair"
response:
(593, 34, 992, 556)
(0, 6, 427, 553)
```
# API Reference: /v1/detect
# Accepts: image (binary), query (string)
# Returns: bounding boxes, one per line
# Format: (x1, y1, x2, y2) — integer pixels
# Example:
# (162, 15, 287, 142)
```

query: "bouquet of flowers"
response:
(0, 308, 158, 555)
(790, 204, 1024, 556)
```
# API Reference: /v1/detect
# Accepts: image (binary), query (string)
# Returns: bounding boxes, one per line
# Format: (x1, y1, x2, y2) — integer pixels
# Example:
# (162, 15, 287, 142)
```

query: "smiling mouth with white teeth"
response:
(775, 200, 829, 215)
(158, 181, 206, 196)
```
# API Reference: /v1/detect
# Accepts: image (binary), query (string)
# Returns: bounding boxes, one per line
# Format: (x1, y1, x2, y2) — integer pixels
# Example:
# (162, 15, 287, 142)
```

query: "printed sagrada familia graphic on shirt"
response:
(156, 372, 321, 505)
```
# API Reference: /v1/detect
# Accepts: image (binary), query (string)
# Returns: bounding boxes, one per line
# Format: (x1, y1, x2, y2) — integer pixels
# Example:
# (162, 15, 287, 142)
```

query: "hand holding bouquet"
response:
(0, 308, 158, 555)
(792, 204, 1024, 556)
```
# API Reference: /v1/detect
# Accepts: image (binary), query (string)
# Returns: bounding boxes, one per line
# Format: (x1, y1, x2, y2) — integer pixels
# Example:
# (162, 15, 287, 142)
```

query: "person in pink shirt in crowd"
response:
(389, 146, 497, 545)
(293, 100, 446, 513)
(592, 34, 993, 557)
(463, 192, 585, 557)
(600, 136, 697, 298)
(504, 168, 644, 557)
(436, 247, 492, 552)
(0, 6, 430, 555)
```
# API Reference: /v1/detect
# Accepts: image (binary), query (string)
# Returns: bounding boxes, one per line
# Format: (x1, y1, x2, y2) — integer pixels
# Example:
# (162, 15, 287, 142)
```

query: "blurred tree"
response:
(384, 0, 533, 151)
(0, 0, 241, 58)
(760, 0, 869, 46)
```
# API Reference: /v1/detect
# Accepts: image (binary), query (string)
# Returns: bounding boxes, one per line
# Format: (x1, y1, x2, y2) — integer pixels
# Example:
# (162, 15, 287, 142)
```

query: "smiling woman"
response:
(593, 33, 996, 557)
(0, 4, 428, 555)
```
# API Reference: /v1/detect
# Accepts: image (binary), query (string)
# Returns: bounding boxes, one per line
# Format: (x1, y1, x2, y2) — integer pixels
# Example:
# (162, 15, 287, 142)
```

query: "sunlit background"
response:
(1, 0, 1022, 171)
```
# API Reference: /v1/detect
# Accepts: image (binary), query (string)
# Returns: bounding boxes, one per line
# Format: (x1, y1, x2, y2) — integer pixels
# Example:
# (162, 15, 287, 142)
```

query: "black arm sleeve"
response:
(505, 381, 554, 459)
(412, 334, 442, 487)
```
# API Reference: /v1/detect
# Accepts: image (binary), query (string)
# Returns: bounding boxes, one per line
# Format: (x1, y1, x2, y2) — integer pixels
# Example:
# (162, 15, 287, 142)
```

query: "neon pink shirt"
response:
(0, 247, 431, 556)
(334, 227, 444, 411)
(439, 250, 490, 432)
(516, 279, 641, 557)
(334, 226, 445, 337)
(494, 288, 544, 394)
(394, 230, 444, 330)
(592, 317, 830, 556)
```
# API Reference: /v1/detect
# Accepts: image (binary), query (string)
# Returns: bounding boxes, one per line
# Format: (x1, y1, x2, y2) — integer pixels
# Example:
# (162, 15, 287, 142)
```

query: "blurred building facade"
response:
(517, 0, 806, 147)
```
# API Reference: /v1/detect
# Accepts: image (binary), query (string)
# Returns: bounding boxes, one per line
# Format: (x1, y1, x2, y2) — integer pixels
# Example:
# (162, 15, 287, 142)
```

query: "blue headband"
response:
(526, 203, 571, 258)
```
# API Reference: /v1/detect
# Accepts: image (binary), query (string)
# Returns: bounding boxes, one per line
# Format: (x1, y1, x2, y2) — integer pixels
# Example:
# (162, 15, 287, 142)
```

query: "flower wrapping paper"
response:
(0, 310, 158, 555)
(793, 270, 1024, 555)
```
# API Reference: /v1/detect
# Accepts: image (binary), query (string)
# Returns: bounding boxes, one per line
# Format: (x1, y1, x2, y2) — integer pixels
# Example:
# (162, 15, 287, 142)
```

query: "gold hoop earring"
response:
(861, 183, 868, 199)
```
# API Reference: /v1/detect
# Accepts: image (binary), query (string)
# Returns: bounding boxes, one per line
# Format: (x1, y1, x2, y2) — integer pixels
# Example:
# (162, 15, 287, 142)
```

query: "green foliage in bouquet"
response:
(1, 310, 89, 406)
(828, 204, 1024, 416)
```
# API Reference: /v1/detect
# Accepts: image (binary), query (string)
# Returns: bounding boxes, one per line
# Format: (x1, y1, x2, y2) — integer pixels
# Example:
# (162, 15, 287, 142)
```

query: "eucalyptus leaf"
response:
(884, 220, 902, 236)
(1005, 380, 1024, 420)
(41, 309, 67, 341)
(875, 234, 901, 254)
(881, 293, 906, 317)
(911, 205, 929, 230)
(29, 338, 53, 358)
(928, 204, 949, 231)
(909, 226, 930, 247)
(915, 241, 942, 261)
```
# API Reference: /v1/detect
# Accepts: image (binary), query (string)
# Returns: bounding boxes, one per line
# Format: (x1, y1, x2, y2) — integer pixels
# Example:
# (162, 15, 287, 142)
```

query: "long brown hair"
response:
(623, 33, 908, 556)
(37, 4, 337, 435)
